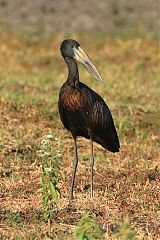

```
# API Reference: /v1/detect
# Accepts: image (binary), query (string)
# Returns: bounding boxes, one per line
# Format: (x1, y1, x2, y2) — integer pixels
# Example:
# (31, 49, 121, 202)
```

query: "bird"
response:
(58, 39, 120, 200)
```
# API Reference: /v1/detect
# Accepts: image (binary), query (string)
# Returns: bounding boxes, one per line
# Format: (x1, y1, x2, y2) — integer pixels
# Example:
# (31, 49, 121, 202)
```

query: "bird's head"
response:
(60, 39, 103, 83)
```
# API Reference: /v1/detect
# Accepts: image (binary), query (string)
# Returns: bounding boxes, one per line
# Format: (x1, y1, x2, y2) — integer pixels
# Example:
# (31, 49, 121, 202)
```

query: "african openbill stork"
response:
(58, 39, 120, 199)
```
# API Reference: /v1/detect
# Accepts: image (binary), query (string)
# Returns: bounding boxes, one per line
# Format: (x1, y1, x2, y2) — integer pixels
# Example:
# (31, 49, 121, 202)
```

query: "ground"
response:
(0, 32, 160, 239)
(0, 0, 159, 35)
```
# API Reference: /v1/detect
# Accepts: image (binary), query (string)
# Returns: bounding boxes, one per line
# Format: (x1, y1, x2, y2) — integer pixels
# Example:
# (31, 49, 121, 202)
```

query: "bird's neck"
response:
(64, 57, 79, 86)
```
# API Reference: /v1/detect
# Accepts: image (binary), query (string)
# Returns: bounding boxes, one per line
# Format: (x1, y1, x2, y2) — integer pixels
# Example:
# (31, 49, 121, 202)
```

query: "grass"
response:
(0, 31, 159, 239)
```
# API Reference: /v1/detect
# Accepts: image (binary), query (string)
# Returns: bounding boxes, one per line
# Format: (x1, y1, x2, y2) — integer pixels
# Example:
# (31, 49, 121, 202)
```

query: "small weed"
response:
(74, 212, 103, 240)
(38, 135, 64, 223)
(112, 218, 136, 240)
(11, 212, 21, 224)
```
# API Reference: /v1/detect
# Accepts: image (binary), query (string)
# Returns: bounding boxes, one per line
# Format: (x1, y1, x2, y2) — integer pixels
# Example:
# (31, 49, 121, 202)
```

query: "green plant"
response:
(112, 218, 136, 240)
(74, 213, 103, 240)
(10, 212, 21, 224)
(38, 135, 64, 222)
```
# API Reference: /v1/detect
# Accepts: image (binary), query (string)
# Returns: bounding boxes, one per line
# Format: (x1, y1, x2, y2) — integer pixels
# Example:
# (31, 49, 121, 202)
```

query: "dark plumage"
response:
(58, 39, 120, 199)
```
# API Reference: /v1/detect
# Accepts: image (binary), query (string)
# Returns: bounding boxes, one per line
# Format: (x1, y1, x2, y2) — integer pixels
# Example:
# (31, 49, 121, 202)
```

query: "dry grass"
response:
(0, 32, 160, 239)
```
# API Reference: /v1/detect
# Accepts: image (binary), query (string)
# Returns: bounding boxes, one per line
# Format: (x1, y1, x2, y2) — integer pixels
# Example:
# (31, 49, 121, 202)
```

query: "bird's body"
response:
(58, 39, 120, 199)
(59, 81, 119, 152)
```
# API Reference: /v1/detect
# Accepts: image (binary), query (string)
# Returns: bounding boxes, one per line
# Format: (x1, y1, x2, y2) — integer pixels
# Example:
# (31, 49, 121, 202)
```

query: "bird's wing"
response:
(90, 99, 120, 151)
(91, 100, 114, 132)
(80, 85, 120, 152)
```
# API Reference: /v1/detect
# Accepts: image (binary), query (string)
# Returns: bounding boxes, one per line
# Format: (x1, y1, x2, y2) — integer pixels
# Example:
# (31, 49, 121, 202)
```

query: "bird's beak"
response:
(73, 46, 103, 83)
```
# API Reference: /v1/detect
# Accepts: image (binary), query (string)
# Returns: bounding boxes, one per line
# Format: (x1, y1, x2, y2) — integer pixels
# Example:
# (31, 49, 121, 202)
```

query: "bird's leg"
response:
(70, 137, 78, 200)
(90, 137, 94, 199)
